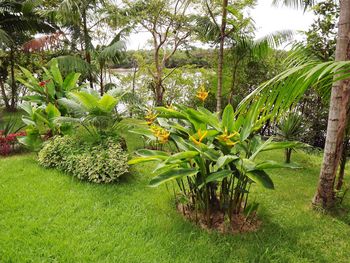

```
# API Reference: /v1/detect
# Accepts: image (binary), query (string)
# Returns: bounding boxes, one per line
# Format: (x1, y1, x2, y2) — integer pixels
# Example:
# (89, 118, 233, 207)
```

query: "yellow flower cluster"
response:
(189, 129, 208, 145)
(217, 128, 238, 146)
(196, 86, 209, 102)
(145, 110, 158, 126)
(150, 125, 170, 144)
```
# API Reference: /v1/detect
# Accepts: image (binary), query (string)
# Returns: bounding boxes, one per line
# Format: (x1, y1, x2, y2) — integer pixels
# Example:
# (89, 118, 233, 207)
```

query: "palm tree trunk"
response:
(82, 9, 94, 90)
(336, 139, 348, 191)
(312, 0, 350, 209)
(9, 47, 17, 112)
(0, 79, 10, 110)
(216, 0, 228, 113)
(285, 148, 292, 163)
(99, 65, 104, 96)
(228, 59, 239, 105)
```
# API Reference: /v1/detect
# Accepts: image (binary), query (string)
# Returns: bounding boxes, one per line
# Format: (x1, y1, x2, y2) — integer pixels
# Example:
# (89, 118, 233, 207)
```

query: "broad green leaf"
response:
(45, 103, 61, 120)
(262, 141, 306, 151)
(128, 156, 167, 165)
(155, 107, 187, 119)
(50, 59, 63, 87)
(197, 107, 221, 130)
(246, 170, 274, 189)
(216, 155, 239, 169)
(205, 170, 232, 183)
(98, 94, 117, 112)
(19, 66, 37, 85)
(149, 168, 198, 187)
(130, 128, 156, 140)
(222, 104, 235, 132)
(241, 158, 256, 172)
(153, 163, 180, 175)
(62, 72, 81, 91)
(69, 92, 98, 111)
(254, 161, 300, 170)
(249, 136, 274, 160)
(22, 95, 45, 103)
(185, 108, 207, 131)
(136, 149, 169, 157)
(165, 151, 199, 163)
(20, 101, 34, 116)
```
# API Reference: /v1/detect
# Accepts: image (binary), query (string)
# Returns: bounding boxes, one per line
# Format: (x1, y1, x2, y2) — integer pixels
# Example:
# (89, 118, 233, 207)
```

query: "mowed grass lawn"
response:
(1, 135, 350, 262)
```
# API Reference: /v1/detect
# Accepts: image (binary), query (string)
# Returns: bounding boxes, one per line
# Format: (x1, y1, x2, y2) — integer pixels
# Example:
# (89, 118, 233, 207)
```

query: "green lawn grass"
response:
(1, 137, 350, 262)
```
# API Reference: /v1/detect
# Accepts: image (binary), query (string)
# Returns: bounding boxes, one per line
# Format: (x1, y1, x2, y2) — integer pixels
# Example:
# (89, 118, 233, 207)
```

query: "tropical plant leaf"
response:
(205, 170, 232, 184)
(149, 168, 198, 187)
(246, 170, 274, 189)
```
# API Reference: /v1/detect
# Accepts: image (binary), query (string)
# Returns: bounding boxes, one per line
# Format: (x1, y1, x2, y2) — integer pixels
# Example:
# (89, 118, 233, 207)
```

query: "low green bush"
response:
(38, 136, 129, 183)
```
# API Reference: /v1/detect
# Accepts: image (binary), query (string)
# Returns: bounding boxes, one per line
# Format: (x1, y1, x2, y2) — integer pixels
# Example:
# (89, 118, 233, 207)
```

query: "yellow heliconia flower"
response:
(217, 128, 238, 146)
(150, 125, 170, 144)
(145, 109, 158, 126)
(166, 104, 174, 109)
(196, 86, 209, 102)
(189, 129, 208, 145)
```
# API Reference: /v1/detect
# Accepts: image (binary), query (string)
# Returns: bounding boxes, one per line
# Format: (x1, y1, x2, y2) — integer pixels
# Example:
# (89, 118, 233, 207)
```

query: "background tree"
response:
(0, 0, 55, 111)
(196, 0, 255, 112)
(126, 0, 193, 106)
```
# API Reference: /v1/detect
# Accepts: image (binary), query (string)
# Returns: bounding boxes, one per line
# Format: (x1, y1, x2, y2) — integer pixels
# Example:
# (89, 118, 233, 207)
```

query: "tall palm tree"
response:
(0, 0, 56, 111)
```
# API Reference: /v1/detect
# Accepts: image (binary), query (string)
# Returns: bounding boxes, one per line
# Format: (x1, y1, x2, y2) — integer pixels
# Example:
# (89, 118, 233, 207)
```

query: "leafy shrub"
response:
(128, 103, 302, 227)
(38, 136, 129, 183)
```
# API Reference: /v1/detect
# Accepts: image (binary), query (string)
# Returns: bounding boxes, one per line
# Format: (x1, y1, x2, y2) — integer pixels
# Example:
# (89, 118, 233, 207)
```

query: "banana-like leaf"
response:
(255, 161, 300, 170)
(149, 168, 198, 187)
(205, 170, 232, 184)
(165, 151, 199, 163)
(216, 155, 239, 169)
(98, 94, 117, 112)
(136, 149, 169, 157)
(249, 136, 274, 160)
(246, 170, 274, 189)
(130, 128, 156, 140)
(128, 155, 168, 165)
(62, 72, 81, 91)
(45, 103, 61, 120)
(155, 107, 187, 119)
(222, 104, 235, 132)
(262, 141, 306, 151)
(50, 59, 63, 87)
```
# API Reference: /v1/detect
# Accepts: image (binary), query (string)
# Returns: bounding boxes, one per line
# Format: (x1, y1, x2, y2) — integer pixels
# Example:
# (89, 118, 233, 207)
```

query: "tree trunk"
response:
(216, 0, 228, 113)
(82, 9, 94, 90)
(0, 79, 10, 110)
(99, 64, 104, 96)
(285, 148, 292, 163)
(336, 139, 348, 191)
(155, 80, 164, 106)
(9, 47, 17, 112)
(228, 59, 239, 105)
(313, 0, 350, 209)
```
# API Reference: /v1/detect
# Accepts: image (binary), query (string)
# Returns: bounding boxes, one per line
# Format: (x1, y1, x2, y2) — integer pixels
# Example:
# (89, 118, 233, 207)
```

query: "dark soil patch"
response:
(177, 204, 261, 234)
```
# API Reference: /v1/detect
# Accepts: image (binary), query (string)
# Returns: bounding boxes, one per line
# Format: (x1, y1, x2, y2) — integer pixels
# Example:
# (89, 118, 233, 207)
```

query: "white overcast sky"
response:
(125, 0, 315, 50)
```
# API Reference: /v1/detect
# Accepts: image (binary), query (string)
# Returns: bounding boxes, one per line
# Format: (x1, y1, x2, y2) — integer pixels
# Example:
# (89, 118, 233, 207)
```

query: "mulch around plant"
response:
(177, 204, 261, 234)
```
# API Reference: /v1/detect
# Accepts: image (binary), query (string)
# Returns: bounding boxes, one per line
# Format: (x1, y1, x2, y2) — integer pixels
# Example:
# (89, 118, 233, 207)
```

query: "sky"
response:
(125, 0, 316, 50)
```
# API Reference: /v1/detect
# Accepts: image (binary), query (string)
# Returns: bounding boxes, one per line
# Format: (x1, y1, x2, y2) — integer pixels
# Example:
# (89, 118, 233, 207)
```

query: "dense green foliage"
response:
(38, 136, 129, 183)
(129, 104, 300, 227)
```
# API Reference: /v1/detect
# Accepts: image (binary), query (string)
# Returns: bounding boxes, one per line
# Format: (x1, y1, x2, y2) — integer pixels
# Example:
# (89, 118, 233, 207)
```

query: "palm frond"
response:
(237, 60, 350, 125)
(98, 41, 126, 64)
(272, 0, 315, 10)
(52, 55, 95, 78)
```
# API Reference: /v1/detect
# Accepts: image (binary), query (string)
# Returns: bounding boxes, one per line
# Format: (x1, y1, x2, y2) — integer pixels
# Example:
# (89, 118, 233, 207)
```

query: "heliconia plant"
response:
(17, 58, 84, 109)
(128, 101, 303, 228)
(18, 101, 69, 150)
